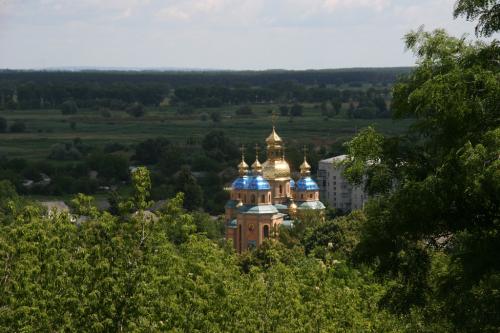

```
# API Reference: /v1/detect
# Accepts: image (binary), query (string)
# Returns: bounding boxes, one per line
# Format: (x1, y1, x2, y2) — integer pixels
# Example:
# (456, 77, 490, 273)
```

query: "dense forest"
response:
(0, 0, 499, 331)
(0, 68, 400, 116)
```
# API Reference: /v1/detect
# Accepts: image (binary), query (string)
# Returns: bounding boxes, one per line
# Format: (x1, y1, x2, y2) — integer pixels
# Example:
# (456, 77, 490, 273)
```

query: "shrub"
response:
(0, 117, 7, 132)
(60, 100, 78, 115)
(9, 121, 26, 133)
(235, 105, 253, 116)
(126, 103, 146, 118)
(290, 104, 303, 117)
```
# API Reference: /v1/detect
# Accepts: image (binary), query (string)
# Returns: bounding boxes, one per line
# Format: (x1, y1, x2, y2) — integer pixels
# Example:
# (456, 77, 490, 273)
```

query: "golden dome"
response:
(238, 159, 249, 176)
(300, 158, 311, 176)
(252, 158, 263, 175)
(237, 145, 249, 176)
(262, 126, 290, 180)
(262, 159, 290, 180)
(266, 127, 283, 145)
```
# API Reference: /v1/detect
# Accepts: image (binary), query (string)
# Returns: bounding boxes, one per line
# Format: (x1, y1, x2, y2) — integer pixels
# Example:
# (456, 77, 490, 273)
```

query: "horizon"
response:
(0, 65, 414, 72)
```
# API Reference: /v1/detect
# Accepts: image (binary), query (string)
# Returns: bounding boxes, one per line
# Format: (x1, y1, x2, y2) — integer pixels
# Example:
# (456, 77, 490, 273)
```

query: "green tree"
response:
(454, 0, 500, 36)
(120, 166, 152, 213)
(126, 102, 146, 117)
(174, 166, 204, 211)
(86, 152, 129, 181)
(0, 117, 7, 132)
(210, 110, 221, 122)
(70, 193, 100, 218)
(235, 105, 253, 116)
(9, 121, 26, 133)
(343, 19, 499, 332)
(279, 105, 289, 116)
(290, 103, 303, 116)
(60, 100, 78, 115)
(201, 130, 238, 161)
(303, 211, 365, 260)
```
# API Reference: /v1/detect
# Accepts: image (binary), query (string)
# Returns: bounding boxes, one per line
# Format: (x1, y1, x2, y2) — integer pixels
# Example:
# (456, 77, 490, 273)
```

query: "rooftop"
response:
(319, 155, 348, 164)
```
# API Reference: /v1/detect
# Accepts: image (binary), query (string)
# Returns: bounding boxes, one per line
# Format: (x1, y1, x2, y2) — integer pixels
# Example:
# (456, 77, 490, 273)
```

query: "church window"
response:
(309, 193, 313, 199)
(251, 194, 256, 204)
(238, 193, 241, 199)
(263, 225, 269, 238)
(261, 195, 265, 203)
(301, 194, 304, 199)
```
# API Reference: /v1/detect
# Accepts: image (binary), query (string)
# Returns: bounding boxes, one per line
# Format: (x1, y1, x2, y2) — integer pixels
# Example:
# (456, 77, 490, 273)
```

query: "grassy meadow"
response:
(0, 104, 412, 161)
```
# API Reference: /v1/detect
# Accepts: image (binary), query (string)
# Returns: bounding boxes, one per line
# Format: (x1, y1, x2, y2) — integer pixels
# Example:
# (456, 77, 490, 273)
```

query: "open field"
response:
(0, 104, 412, 160)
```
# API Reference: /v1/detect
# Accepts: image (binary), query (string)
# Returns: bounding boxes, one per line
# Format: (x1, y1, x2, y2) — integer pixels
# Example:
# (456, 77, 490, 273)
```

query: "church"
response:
(225, 125, 325, 253)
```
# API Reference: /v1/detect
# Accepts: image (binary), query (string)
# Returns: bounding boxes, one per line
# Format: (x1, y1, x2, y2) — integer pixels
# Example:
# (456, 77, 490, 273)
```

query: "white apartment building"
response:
(317, 155, 368, 212)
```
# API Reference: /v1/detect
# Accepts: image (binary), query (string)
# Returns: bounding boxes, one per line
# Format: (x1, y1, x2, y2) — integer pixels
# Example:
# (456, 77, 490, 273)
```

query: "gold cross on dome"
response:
(239, 145, 246, 159)
(271, 110, 279, 127)
(254, 143, 260, 157)
(302, 145, 308, 159)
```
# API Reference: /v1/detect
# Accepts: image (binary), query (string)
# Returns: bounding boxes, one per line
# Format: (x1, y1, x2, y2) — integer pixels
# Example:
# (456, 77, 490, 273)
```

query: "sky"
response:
(0, 0, 477, 70)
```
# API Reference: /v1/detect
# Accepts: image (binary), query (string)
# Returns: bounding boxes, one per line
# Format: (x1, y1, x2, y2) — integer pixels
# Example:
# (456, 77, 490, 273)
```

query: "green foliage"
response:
(343, 126, 385, 191)
(120, 166, 152, 212)
(86, 151, 129, 181)
(174, 167, 204, 211)
(210, 110, 221, 122)
(0, 180, 19, 216)
(191, 211, 225, 240)
(235, 105, 253, 116)
(70, 193, 99, 218)
(290, 103, 304, 116)
(201, 130, 238, 161)
(132, 137, 171, 165)
(303, 211, 365, 260)
(454, 0, 500, 36)
(126, 102, 146, 118)
(159, 192, 197, 244)
(48, 143, 82, 161)
(0, 116, 6, 132)
(9, 120, 26, 133)
(0, 199, 410, 331)
(279, 105, 289, 116)
(344, 26, 500, 330)
(60, 99, 78, 115)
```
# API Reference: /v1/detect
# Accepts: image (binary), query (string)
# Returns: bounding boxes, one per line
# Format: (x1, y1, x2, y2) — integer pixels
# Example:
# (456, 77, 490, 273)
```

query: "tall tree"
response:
(454, 0, 500, 36)
(343, 5, 499, 330)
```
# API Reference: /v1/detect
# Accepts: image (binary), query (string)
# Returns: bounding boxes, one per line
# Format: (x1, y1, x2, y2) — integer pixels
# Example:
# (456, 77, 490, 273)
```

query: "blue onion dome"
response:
(290, 179, 296, 189)
(296, 177, 319, 191)
(232, 175, 250, 190)
(248, 175, 271, 190)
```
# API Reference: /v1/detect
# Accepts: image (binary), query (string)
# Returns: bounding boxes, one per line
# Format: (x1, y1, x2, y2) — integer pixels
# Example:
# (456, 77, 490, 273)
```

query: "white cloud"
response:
(193, 0, 227, 12)
(322, 0, 390, 11)
(156, 6, 191, 21)
(0, 0, 12, 15)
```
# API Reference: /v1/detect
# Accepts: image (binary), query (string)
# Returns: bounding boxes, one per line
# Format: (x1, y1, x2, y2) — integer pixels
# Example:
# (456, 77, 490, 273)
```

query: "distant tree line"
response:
(170, 82, 390, 106)
(0, 69, 406, 116)
(0, 66, 411, 88)
(0, 81, 167, 109)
